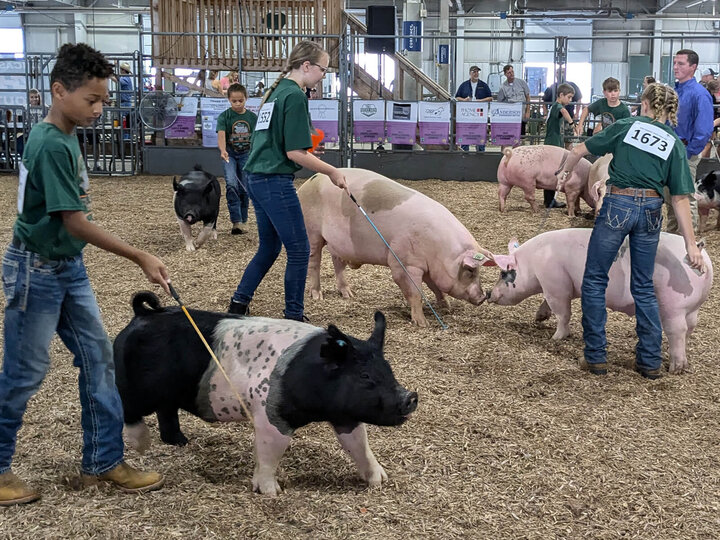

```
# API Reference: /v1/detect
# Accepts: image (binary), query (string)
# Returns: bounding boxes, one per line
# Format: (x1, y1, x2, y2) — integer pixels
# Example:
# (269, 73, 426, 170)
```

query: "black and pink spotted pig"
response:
(113, 292, 418, 495)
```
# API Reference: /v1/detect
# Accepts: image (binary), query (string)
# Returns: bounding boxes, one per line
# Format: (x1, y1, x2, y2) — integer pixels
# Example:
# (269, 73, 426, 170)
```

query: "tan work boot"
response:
(88, 462, 164, 494)
(0, 471, 41, 506)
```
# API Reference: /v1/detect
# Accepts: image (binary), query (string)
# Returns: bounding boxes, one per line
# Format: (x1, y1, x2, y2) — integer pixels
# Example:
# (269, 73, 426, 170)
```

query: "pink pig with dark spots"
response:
(485, 229, 713, 374)
(113, 292, 418, 495)
(497, 146, 594, 217)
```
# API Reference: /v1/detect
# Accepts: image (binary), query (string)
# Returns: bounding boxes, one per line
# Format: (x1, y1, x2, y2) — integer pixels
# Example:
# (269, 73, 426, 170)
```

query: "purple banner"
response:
(312, 120, 338, 143)
(490, 123, 522, 145)
(354, 121, 385, 143)
(165, 116, 196, 139)
(455, 123, 487, 145)
(386, 122, 416, 144)
(418, 122, 449, 144)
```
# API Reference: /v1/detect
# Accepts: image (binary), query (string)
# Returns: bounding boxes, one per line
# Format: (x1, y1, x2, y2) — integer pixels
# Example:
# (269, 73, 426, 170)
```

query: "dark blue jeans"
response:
(0, 245, 124, 475)
(222, 151, 249, 224)
(581, 192, 664, 372)
(233, 173, 310, 320)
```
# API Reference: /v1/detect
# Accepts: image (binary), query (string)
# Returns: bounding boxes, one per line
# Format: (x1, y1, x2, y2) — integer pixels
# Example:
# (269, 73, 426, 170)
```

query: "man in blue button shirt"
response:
(455, 66, 492, 152)
(667, 49, 714, 232)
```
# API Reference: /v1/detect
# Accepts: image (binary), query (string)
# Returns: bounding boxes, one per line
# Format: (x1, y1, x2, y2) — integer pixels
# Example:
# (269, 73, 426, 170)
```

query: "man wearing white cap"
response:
(701, 67, 717, 84)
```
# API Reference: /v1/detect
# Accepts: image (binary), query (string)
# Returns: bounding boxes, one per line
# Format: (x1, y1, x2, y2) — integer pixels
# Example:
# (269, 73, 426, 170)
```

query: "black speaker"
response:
(366, 6, 396, 54)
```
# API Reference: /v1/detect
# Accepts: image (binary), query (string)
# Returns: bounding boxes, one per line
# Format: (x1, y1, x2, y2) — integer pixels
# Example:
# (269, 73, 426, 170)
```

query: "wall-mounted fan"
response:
(138, 91, 179, 130)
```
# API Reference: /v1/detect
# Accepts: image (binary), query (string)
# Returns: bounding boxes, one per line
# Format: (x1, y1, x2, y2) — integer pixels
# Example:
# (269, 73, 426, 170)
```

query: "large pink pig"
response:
(497, 145, 594, 217)
(298, 168, 493, 327)
(486, 229, 713, 374)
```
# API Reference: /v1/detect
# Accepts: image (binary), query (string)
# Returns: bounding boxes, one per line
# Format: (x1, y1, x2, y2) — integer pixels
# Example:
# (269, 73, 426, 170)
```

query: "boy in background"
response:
(575, 77, 631, 136)
(543, 83, 576, 208)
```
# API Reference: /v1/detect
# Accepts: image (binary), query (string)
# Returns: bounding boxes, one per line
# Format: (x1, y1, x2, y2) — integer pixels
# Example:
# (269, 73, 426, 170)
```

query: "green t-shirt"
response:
(544, 102, 565, 147)
(216, 108, 257, 154)
(244, 78, 313, 175)
(584, 116, 694, 196)
(587, 98, 631, 129)
(14, 122, 91, 259)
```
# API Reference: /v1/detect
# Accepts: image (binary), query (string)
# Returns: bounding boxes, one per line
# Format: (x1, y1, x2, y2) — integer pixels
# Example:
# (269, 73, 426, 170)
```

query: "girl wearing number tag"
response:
(228, 41, 347, 322)
(555, 83, 704, 379)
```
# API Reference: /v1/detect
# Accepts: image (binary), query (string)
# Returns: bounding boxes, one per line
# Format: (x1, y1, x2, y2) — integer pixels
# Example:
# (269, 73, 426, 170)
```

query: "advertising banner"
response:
(418, 101, 450, 145)
(165, 97, 198, 139)
(490, 102, 523, 146)
(353, 100, 385, 143)
(200, 97, 229, 147)
(385, 101, 418, 145)
(455, 101, 488, 146)
(308, 100, 339, 142)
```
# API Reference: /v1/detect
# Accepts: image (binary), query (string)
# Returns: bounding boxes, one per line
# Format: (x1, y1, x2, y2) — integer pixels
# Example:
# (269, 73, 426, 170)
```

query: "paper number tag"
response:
(622, 121, 675, 160)
(255, 101, 275, 131)
(17, 162, 28, 213)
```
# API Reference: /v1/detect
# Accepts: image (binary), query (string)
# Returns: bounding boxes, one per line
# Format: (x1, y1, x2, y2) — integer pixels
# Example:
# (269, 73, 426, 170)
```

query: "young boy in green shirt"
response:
(575, 77, 631, 136)
(543, 83, 576, 208)
(217, 83, 257, 235)
(0, 43, 170, 506)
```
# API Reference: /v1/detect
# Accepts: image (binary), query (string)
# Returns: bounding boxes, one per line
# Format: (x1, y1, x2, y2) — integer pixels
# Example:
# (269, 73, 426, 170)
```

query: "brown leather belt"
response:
(610, 186, 661, 198)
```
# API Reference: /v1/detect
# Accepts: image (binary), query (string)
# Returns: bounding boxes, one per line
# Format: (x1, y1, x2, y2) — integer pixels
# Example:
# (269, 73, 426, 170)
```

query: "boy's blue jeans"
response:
(0, 244, 124, 475)
(581, 192, 664, 372)
(233, 173, 310, 320)
(222, 151, 249, 224)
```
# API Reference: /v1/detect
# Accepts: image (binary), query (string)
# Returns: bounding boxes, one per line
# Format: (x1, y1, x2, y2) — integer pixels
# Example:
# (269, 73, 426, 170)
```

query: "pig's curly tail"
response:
(502, 147, 513, 166)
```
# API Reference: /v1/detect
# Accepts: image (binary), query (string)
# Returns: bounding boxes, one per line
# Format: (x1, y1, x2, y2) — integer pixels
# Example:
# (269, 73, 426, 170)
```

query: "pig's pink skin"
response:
(587, 153, 612, 215)
(487, 229, 713, 374)
(497, 146, 593, 217)
(298, 168, 491, 327)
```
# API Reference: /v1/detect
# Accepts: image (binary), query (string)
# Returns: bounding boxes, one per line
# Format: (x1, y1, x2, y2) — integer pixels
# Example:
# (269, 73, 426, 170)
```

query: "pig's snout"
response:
(185, 214, 195, 223)
(400, 390, 418, 417)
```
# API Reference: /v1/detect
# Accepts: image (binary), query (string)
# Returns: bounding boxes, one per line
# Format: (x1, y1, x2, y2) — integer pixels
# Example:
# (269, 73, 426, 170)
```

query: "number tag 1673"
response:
(622, 121, 675, 160)
(255, 101, 275, 131)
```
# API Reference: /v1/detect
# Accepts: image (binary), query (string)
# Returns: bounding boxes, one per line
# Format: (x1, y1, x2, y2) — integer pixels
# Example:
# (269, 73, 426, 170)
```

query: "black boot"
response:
(228, 300, 250, 315)
(283, 310, 310, 323)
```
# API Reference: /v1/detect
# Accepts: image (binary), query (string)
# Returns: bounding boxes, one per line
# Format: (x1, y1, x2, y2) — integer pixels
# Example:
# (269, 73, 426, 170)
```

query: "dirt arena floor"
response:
(1, 172, 719, 539)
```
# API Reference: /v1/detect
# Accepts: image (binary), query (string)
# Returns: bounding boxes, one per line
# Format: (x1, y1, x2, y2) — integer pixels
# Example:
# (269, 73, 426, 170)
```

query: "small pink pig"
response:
(298, 168, 493, 327)
(486, 229, 713, 374)
(497, 145, 594, 217)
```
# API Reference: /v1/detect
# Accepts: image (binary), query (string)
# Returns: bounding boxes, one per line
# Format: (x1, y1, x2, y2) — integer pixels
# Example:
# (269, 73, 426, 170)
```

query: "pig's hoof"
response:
(161, 432, 189, 446)
(412, 317, 430, 328)
(669, 361, 689, 374)
(339, 287, 354, 298)
(310, 289, 323, 300)
(551, 329, 570, 340)
(253, 476, 282, 496)
(363, 465, 388, 488)
(212, 230, 218, 240)
(185, 243, 196, 252)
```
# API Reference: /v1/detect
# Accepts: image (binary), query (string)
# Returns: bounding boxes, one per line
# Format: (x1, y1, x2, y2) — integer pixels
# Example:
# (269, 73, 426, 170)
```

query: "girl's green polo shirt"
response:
(244, 78, 313, 175)
(584, 116, 694, 197)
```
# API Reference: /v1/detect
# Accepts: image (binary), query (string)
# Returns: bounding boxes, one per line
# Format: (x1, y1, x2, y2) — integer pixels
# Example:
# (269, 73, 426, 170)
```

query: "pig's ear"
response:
(507, 238, 521, 254)
(203, 182, 215, 195)
(464, 249, 495, 268)
(491, 254, 517, 271)
(321, 325, 353, 368)
(172, 177, 180, 191)
(193, 163, 203, 172)
(368, 311, 386, 348)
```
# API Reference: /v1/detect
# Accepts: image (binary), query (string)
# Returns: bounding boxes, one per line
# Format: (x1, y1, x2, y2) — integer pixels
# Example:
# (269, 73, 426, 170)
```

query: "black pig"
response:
(173, 165, 220, 251)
